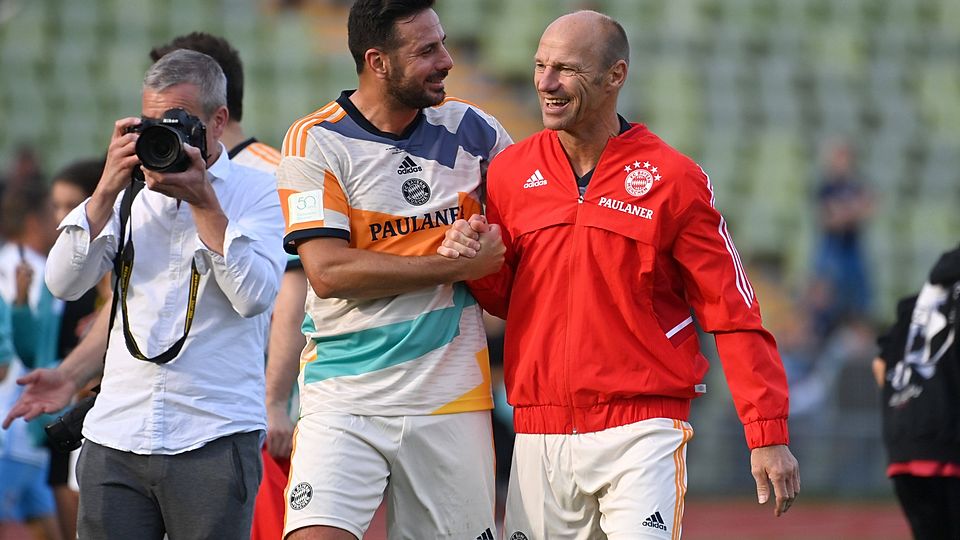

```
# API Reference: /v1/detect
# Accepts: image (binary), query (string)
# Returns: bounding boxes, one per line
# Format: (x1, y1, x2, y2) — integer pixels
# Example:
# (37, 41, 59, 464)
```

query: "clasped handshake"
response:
(437, 214, 505, 279)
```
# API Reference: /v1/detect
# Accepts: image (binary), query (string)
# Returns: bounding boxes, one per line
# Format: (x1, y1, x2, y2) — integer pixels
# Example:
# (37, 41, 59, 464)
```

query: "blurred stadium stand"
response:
(1, 0, 958, 499)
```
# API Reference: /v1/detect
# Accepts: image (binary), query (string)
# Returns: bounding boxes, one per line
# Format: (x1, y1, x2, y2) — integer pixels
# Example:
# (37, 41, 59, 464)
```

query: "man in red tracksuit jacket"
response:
(439, 10, 800, 539)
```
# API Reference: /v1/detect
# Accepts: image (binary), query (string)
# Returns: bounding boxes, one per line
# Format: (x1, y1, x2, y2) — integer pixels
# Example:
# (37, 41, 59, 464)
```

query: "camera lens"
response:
(136, 125, 184, 171)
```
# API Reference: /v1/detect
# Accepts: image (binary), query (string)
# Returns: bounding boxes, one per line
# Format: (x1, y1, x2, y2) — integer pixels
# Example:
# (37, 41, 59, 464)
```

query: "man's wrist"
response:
(58, 361, 92, 394)
(58, 370, 82, 395)
(265, 399, 289, 410)
(425, 253, 471, 283)
(86, 190, 119, 232)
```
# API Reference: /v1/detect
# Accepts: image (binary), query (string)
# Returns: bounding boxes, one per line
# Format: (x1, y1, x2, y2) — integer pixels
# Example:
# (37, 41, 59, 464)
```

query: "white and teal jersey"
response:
(277, 91, 512, 416)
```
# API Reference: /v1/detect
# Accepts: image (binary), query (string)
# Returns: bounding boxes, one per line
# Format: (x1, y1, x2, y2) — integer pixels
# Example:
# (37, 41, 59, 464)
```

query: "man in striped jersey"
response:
(440, 10, 800, 539)
(276, 1, 512, 538)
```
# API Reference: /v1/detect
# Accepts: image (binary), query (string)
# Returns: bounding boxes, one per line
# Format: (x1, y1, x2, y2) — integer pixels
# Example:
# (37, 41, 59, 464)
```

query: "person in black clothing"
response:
(52, 159, 108, 355)
(873, 245, 960, 540)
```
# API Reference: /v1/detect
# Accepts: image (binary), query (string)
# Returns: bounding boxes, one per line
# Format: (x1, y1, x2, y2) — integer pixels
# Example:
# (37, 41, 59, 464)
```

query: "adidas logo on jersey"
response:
(398, 156, 423, 174)
(523, 169, 548, 188)
(475, 527, 495, 540)
(642, 511, 668, 532)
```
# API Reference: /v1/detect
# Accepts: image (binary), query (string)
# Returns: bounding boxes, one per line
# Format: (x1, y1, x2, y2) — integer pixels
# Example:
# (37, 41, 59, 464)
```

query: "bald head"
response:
(544, 10, 629, 70)
(533, 9, 629, 138)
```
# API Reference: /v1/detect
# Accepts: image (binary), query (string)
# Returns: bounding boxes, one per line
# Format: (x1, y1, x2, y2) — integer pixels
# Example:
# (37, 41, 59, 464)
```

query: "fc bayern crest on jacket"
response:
(623, 160, 662, 197)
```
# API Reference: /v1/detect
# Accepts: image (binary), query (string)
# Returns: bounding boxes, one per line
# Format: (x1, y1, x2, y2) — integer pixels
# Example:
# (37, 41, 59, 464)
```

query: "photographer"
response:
(2, 49, 285, 538)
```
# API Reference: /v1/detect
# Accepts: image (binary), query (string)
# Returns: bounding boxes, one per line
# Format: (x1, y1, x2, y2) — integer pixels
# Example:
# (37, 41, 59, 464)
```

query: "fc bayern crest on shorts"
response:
(401, 178, 431, 206)
(289, 482, 313, 510)
(622, 159, 662, 198)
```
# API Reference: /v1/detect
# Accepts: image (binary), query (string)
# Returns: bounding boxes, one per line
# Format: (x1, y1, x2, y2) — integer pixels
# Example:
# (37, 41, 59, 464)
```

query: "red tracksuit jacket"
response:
(469, 124, 790, 449)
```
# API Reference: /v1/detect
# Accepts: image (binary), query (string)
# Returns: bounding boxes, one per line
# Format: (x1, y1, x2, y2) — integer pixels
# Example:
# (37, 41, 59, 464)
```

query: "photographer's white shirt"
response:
(46, 144, 286, 454)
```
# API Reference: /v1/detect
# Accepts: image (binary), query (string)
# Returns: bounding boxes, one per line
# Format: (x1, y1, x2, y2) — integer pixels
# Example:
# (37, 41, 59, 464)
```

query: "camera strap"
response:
(109, 178, 201, 364)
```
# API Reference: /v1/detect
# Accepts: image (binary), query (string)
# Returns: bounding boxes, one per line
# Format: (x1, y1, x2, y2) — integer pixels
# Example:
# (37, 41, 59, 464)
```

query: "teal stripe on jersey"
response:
(302, 312, 315, 335)
(303, 284, 476, 384)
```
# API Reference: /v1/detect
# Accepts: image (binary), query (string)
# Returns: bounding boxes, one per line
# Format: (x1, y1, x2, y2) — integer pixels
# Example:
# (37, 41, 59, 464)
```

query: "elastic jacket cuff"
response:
(743, 418, 790, 449)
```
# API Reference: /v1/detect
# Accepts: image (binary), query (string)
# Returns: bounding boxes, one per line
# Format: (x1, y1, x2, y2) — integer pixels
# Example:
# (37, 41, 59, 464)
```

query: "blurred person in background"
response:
(276, 0, 512, 538)
(0, 294, 13, 382)
(0, 295, 39, 539)
(440, 10, 799, 538)
(0, 179, 63, 540)
(0, 143, 45, 244)
(3, 49, 285, 538)
(43, 157, 107, 540)
(149, 31, 299, 540)
(50, 158, 112, 347)
(4, 144, 44, 191)
(809, 139, 874, 339)
(873, 244, 960, 540)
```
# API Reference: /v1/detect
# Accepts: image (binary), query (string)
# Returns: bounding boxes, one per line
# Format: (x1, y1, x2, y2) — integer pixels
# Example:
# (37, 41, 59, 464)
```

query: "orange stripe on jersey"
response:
(327, 109, 347, 124)
(430, 348, 494, 415)
(282, 424, 300, 532)
(282, 101, 340, 156)
(246, 142, 281, 165)
(350, 206, 446, 255)
(436, 96, 481, 109)
(278, 188, 303, 231)
(292, 109, 332, 157)
(460, 191, 483, 218)
(350, 192, 481, 255)
(322, 169, 350, 217)
(297, 109, 347, 157)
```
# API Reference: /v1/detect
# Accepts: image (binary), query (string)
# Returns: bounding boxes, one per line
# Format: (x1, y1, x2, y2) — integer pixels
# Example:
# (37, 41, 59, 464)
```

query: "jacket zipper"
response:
(564, 142, 612, 434)
(564, 190, 583, 434)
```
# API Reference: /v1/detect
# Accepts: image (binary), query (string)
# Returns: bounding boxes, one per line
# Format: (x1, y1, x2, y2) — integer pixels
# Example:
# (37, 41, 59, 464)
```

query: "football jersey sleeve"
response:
(489, 118, 514, 159)
(276, 142, 351, 255)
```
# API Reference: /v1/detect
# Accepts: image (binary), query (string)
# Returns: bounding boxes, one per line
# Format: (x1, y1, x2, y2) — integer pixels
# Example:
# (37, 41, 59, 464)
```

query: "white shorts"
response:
(284, 410, 496, 539)
(504, 418, 694, 540)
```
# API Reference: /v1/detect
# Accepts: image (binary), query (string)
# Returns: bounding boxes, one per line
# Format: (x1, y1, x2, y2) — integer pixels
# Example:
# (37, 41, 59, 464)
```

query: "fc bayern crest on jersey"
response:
(623, 160, 662, 198)
(401, 178, 431, 206)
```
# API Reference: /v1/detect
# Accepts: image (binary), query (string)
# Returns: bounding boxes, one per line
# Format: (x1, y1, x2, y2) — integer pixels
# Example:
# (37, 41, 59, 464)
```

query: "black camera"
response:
(129, 108, 208, 173)
(44, 394, 97, 452)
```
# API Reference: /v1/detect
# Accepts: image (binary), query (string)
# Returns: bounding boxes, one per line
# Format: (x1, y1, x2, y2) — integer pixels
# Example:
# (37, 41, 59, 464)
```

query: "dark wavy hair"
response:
(347, 0, 435, 74)
(52, 158, 105, 198)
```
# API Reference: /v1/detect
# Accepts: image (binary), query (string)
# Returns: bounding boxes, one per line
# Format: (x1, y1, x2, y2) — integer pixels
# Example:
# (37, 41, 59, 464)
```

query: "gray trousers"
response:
(76, 431, 263, 540)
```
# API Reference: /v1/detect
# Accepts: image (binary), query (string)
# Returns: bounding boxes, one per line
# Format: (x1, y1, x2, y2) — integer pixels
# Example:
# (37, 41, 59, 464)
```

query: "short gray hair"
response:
(143, 49, 227, 117)
(585, 10, 629, 69)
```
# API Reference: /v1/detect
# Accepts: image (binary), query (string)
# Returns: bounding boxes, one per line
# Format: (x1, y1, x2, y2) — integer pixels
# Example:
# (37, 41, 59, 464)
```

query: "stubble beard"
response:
(388, 69, 447, 110)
